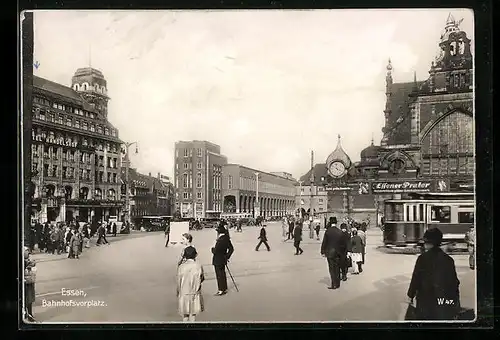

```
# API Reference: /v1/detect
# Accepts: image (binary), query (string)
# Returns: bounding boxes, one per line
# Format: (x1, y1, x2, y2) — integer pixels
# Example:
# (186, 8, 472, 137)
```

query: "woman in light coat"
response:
(281, 218, 288, 241)
(177, 246, 204, 322)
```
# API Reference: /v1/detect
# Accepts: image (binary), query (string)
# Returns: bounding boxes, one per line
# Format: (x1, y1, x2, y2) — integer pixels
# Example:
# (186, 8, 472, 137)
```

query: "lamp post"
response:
(123, 142, 138, 224)
(254, 172, 260, 218)
(299, 180, 304, 219)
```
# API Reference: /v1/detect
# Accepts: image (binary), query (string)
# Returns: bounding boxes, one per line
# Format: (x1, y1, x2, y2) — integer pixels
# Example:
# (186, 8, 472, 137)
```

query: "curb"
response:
(376, 245, 469, 255)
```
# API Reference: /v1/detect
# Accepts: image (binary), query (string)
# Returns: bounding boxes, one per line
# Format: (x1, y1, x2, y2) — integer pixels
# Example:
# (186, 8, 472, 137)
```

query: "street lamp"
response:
(123, 141, 139, 224)
(299, 180, 304, 219)
(254, 172, 260, 218)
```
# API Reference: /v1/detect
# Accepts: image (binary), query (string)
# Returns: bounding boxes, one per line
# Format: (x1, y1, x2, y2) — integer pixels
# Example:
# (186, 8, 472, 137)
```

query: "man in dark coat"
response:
(293, 222, 303, 255)
(287, 218, 295, 240)
(407, 228, 461, 320)
(321, 217, 349, 289)
(255, 226, 270, 251)
(211, 225, 234, 296)
(340, 223, 351, 281)
(164, 222, 171, 247)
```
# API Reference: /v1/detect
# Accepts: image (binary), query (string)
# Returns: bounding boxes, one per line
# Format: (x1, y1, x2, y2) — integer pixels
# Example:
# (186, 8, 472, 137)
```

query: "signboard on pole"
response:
(371, 181, 431, 193)
(169, 221, 189, 246)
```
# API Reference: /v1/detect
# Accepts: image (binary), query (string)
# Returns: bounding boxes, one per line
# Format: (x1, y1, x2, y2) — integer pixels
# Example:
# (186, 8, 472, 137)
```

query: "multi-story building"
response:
(31, 67, 123, 224)
(222, 164, 296, 218)
(297, 14, 474, 226)
(270, 172, 295, 181)
(174, 141, 227, 218)
(121, 169, 174, 223)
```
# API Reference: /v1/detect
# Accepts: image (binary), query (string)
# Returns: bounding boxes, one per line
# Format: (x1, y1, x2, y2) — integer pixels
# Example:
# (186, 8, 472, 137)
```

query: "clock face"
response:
(329, 162, 346, 178)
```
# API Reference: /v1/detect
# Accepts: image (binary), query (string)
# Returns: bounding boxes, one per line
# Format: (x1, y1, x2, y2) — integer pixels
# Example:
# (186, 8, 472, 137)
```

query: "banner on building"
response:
(450, 180, 475, 192)
(371, 181, 432, 193)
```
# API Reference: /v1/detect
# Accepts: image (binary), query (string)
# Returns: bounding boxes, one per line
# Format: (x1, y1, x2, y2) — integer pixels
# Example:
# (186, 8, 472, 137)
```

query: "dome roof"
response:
(360, 143, 381, 159)
(72, 67, 107, 87)
(326, 135, 352, 168)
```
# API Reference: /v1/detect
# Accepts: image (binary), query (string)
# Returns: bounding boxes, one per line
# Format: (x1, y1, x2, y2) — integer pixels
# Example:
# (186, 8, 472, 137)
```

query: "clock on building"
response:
(329, 161, 346, 178)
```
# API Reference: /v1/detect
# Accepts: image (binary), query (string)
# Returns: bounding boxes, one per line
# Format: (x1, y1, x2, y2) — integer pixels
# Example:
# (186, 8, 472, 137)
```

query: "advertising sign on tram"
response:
(371, 181, 432, 193)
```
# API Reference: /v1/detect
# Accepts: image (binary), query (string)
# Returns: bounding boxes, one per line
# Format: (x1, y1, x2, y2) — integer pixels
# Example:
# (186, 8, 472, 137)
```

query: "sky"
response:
(31, 9, 474, 180)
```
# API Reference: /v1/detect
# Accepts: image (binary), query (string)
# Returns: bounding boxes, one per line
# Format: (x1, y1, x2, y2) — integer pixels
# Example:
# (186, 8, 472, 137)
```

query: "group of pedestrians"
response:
(25, 220, 113, 259)
(320, 217, 367, 289)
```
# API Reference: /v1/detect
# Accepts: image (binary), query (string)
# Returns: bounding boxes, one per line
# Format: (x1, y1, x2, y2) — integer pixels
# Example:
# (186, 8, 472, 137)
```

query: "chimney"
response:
(149, 172, 151, 177)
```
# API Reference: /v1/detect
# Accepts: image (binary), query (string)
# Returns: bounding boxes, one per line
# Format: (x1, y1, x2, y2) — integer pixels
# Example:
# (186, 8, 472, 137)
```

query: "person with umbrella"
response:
(211, 224, 234, 296)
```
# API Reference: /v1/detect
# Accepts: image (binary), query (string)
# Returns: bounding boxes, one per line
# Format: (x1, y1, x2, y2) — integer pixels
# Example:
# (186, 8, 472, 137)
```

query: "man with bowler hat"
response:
(407, 227, 461, 320)
(321, 216, 349, 289)
(211, 224, 234, 296)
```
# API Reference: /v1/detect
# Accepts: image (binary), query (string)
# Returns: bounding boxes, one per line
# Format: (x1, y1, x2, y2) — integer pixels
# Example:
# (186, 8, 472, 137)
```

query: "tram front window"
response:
(430, 205, 451, 223)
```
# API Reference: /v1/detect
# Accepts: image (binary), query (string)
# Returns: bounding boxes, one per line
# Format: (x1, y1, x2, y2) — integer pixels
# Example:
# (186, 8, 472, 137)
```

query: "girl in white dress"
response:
(177, 246, 204, 322)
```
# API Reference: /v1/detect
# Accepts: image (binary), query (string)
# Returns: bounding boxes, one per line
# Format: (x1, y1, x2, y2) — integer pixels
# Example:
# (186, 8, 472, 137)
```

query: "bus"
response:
(135, 216, 172, 232)
(382, 192, 474, 251)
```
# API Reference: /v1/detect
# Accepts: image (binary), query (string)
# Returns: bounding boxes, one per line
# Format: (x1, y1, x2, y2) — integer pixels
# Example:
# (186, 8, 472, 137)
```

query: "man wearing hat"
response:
(320, 216, 349, 289)
(407, 228, 461, 320)
(211, 224, 234, 296)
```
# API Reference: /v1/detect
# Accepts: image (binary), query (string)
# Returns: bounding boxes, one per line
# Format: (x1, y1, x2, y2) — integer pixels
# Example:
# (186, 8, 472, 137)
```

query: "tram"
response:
(382, 192, 474, 250)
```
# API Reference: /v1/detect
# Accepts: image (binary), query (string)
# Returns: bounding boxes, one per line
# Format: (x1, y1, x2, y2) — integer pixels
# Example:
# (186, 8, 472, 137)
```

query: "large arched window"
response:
(95, 188, 102, 200)
(421, 111, 474, 176)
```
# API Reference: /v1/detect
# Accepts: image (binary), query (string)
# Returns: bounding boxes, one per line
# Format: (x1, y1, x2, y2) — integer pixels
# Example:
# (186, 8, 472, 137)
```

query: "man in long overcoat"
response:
(407, 228, 461, 320)
(321, 217, 349, 289)
(211, 225, 234, 296)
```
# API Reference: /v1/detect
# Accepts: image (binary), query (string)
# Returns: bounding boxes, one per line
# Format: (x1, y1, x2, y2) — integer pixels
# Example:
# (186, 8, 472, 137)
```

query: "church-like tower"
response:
(71, 67, 110, 118)
(381, 59, 393, 146)
(428, 13, 473, 93)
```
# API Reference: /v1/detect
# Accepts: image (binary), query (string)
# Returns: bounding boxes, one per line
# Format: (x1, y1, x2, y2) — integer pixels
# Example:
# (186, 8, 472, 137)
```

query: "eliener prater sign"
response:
(372, 181, 431, 193)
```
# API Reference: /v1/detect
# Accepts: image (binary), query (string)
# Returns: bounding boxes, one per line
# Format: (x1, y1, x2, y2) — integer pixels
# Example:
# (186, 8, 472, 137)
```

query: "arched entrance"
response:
(223, 195, 236, 213)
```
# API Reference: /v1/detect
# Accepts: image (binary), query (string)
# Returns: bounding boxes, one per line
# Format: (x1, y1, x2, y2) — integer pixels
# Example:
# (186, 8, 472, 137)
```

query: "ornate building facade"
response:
(297, 14, 474, 226)
(120, 169, 174, 224)
(31, 67, 123, 224)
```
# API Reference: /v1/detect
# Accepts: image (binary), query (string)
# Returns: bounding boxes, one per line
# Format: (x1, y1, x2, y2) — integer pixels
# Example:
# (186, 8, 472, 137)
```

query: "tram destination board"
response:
(372, 181, 431, 193)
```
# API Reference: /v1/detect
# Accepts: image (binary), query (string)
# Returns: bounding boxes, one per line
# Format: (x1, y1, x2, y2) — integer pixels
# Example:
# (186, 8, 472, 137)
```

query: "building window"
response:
(319, 199, 324, 203)
(228, 175, 233, 189)
(197, 192, 202, 199)
(183, 192, 188, 199)
(197, 148, 202, 157)
(105, 128, 109, 135)
(75, 120, 80, 128)
(184, 149, 189, 157)
(90, 124, 95, 132)
(197, 162, 202, 169)
(183, 163, 188, 170)
(97, 126, 103, 134)
(95, 188, 102, 199)
(82, 122, 88, 130)
(113, 173, 117, 183)
(196, 173, 202, 188)
(183, 174, 188, 188)
(66, 118, 72, 127)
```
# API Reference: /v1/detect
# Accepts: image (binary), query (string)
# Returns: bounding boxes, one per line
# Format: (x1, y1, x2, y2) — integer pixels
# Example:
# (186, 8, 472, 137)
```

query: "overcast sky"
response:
(31, 9, 474, 179)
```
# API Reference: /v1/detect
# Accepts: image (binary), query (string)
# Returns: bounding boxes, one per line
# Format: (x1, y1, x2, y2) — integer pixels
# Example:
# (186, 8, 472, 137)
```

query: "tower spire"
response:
(88, 43, 92, 69)
(371, 133, 374, 146)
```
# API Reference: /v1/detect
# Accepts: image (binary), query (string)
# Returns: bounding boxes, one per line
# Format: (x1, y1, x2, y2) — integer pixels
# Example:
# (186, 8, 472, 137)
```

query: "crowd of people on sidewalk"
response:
(25, 220, 118, 258)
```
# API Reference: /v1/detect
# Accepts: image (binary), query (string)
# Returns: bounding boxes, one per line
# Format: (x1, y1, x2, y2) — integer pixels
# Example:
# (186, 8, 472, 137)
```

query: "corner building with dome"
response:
(297, 14, 474, 226)
(30, 67, 124, 224)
